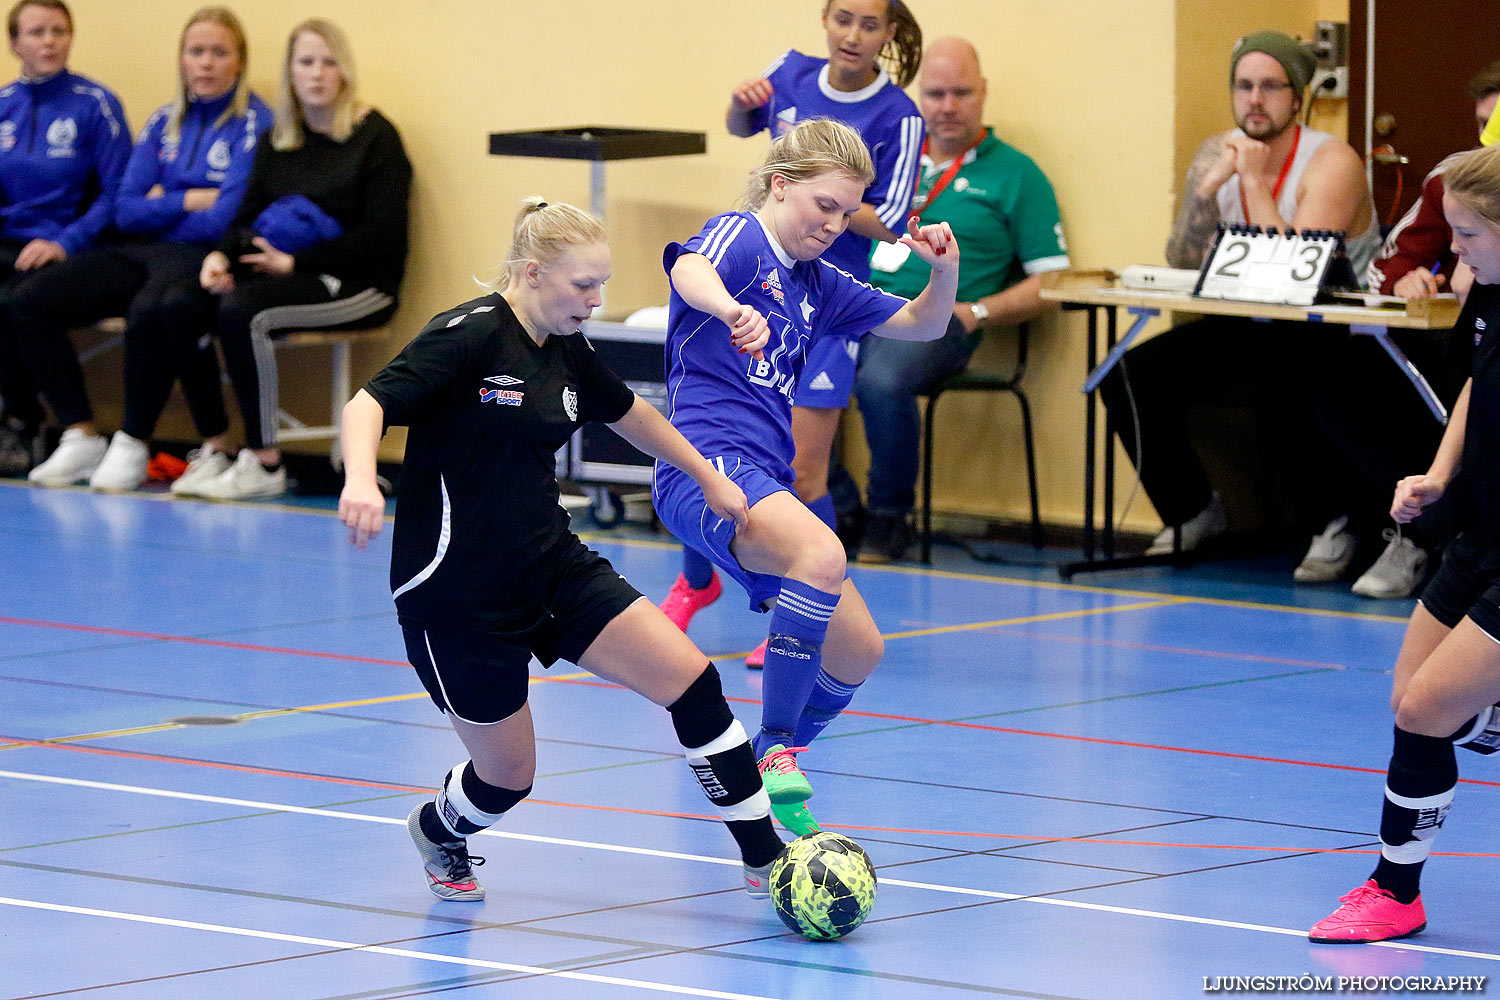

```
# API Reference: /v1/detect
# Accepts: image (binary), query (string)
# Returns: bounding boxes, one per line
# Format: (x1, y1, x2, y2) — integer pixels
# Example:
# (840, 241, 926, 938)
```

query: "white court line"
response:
(4, 769, 1498, 964)
(0, 895, 778, 1000)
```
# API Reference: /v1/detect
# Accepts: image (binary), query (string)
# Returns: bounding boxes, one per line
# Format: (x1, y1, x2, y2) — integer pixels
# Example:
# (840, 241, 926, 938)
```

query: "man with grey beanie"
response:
(1098, 29, 1385, 583)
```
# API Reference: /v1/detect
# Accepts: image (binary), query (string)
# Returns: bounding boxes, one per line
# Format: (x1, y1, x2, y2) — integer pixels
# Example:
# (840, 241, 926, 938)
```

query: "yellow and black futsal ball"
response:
(770, 832, 878, 940)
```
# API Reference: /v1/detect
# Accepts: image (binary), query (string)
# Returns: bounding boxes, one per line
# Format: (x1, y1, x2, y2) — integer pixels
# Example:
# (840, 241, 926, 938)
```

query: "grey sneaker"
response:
(407, 805, 486, 901)
(1146, 492, 1228, 556)
(28, 428, 107, 486)
(743, 858, 776, 899)
(1294, 516, 1357, 583)
(1352, 530, 1429, 599)
(170, 445, 233, 496)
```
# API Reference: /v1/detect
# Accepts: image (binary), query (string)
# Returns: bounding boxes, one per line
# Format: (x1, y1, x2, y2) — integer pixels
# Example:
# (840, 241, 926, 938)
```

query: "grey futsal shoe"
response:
(743, 858, 776, 899)
(407, 805, 486, 901)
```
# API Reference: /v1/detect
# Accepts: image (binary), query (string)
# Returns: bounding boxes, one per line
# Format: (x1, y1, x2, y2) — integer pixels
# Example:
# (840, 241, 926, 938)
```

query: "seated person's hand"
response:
(15, 238, 65, 270)
(1393, 267, 1446, 300)
(239, 236, 295, 276)
(200, 250, 234, 294)
(1195, 139, 1240, 199)
(146, 183, 165, 199)
(183, 188, 219, 212)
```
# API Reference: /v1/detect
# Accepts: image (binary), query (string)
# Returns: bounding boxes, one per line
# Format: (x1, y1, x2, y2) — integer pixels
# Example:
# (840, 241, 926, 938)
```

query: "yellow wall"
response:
(59, 0, 1346, 532)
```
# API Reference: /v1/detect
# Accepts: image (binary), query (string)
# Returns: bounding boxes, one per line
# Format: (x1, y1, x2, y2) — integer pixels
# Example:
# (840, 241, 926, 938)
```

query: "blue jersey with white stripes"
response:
(660, 211, 907, 484)
(744, 49, 923, 280)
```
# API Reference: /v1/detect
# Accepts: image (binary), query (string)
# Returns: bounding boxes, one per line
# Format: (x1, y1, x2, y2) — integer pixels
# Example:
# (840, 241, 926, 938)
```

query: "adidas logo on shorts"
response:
(808, 371, 835, 391)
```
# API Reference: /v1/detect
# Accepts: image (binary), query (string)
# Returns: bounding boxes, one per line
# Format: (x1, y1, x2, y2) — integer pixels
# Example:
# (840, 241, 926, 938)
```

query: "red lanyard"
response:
(1238, 125, 1300, 222)
(913, 128, 988, 219)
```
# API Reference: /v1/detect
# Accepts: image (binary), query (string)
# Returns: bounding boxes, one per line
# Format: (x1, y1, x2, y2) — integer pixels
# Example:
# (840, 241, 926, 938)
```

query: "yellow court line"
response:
(880, 598, 1188, 641)
(2, 480, 1409, 623)
(1, 672, 594, 752)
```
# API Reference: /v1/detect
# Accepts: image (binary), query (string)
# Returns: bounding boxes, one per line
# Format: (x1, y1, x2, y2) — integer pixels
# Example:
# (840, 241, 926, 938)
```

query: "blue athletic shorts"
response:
(793, 334, 860, 409)
(654, 456, 791, 611)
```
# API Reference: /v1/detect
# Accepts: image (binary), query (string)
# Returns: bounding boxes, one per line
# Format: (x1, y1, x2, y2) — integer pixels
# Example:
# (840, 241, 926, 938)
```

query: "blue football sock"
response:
(754, 579, 841, 759)
(683, 546, 715, 590)
(794, 670, 861, 747)
(807, 493, 838, 532)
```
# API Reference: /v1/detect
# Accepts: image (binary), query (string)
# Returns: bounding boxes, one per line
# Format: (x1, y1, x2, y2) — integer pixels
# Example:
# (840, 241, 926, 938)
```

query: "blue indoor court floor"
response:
(2, 479, 1497, 999)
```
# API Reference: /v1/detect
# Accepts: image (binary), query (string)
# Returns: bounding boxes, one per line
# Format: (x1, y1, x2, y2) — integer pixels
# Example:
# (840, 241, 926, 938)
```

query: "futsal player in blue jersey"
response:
(653, 119, 959, 834)
(661, 0, 925, 653)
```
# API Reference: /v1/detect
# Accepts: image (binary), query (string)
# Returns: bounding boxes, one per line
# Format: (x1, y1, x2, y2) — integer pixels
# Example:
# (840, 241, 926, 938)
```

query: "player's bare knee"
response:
(1394, 692, 1453, 738)
(787, 535, 846, 592)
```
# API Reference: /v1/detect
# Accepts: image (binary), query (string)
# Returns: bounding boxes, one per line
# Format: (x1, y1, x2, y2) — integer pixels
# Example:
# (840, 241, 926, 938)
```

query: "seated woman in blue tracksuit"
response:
(13, 5, 270, 489)
(0, 0, 130, 476)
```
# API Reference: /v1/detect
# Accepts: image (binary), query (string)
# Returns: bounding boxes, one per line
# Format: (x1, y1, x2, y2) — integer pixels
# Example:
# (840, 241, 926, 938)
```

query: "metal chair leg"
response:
(1012, 387, 1044, 548)
(921, 390, 940, 564)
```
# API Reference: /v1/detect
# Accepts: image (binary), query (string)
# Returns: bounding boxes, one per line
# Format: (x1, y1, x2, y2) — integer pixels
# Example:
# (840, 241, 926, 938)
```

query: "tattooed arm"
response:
(1165, 134, 1235, 269)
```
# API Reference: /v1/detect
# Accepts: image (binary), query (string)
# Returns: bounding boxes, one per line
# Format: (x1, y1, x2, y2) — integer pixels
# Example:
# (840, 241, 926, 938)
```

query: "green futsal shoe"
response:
(757, 744, 820, 834)
(771, 799, 822, 837)
(757, 744, 813, 802)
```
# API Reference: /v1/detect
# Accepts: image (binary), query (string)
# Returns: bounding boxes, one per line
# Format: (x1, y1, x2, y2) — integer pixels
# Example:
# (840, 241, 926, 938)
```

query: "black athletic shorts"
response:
(399, 539, 644, 724)
(1418, 531, 1500, 642)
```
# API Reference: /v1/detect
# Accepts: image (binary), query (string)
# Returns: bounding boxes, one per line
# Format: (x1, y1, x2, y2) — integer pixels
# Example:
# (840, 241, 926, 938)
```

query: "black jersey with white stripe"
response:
(365, 293, 635, 631)
(1454, 280, 1500, 538)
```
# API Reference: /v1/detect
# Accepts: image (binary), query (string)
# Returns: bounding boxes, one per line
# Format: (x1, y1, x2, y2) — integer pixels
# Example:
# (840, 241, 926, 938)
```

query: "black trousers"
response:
(0, 238, 47, 429)
(161, 272, 395, 450)
(1098, 317, 1356, 533)
(1312, 331, 1466, 550)
(4, 241, 223, 436)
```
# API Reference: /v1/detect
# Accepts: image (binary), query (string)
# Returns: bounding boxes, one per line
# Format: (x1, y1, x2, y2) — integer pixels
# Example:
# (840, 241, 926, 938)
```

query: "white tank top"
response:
(1216, 126, 1382, 287)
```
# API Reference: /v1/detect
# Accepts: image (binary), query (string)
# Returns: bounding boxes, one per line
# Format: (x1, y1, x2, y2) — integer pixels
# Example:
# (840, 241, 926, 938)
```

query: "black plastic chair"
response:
(918, 322, 1043, 563)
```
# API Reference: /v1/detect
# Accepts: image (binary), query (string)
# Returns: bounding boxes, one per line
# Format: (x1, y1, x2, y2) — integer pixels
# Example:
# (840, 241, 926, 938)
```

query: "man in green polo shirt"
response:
(853, 36, 1070, 562)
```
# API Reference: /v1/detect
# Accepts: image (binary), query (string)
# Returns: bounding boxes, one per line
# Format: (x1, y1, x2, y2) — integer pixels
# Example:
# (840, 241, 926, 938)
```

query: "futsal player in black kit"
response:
(1310, 144, 1500, 943)
(338, 198, 786, 902)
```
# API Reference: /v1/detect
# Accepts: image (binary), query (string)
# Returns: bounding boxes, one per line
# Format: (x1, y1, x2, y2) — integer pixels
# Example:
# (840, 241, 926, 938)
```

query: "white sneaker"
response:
(1146, 493, 1227, 555)
(27, 428, 107, 486)
(194, 449, 286, 500)
(88, 431, 150, 491)
(1294, 515, 1358, 583)
(1352, 530, 1429, 599)
(170, 445, 234, 496)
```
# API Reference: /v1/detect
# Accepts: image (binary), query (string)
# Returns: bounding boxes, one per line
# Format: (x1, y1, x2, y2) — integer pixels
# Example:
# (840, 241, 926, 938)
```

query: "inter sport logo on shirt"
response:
(479, 373, 523, 405)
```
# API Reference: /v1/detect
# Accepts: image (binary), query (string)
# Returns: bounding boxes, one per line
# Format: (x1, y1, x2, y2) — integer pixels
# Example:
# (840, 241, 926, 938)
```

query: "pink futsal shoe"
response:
(660, 571, 721, 631)
(1309, 880, 1427, 943)
(745, 638, 768, 669)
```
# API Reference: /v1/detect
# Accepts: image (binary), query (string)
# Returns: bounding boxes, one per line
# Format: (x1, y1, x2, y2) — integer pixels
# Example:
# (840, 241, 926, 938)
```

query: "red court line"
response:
(0, 616, 410, 667)
(8, 617, 1498, 790)
(5, 734, 1498, 857)
(552, 677, 1500, 790)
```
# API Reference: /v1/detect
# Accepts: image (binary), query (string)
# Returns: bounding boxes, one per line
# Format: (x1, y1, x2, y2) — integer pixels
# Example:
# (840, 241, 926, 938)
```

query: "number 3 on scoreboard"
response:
(1290, 242, 1326, 283)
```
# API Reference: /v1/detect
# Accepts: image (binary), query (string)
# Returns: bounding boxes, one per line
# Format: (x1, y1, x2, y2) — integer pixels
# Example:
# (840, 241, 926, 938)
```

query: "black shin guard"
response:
(668, 664, 782, 867)
(1370, 725, 1457, 903)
